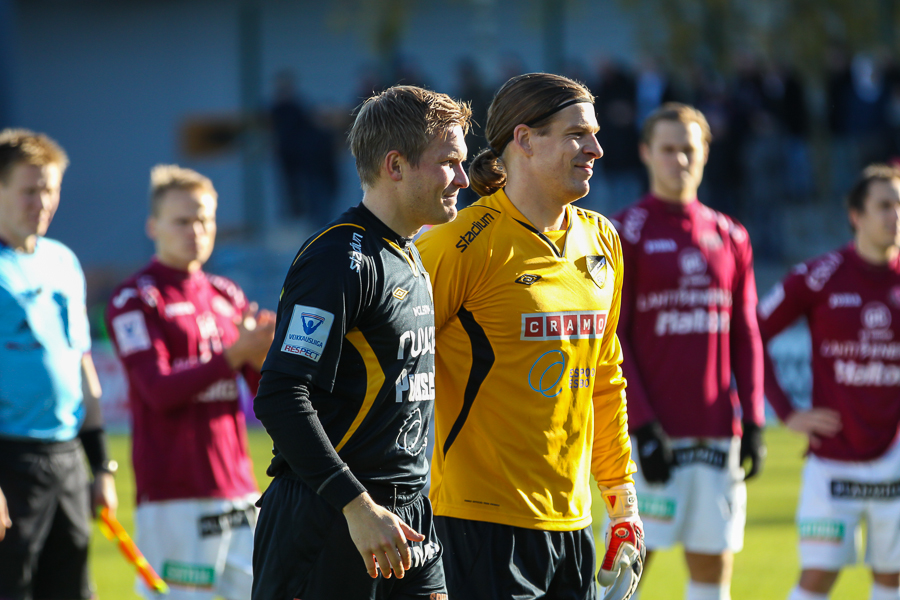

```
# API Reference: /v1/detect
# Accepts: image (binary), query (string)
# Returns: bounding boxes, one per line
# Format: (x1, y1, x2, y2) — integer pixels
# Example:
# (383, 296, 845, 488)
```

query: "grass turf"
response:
(91, 426, 873, 599)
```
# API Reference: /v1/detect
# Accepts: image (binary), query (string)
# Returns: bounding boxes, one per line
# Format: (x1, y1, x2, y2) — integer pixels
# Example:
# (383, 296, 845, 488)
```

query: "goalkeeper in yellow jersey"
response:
(416, 73, 644, 600)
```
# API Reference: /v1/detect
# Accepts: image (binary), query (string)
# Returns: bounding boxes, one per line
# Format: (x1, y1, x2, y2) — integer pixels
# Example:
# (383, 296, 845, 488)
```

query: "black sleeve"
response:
(261, 234, 369, 393)
(254, 370, 366, 510)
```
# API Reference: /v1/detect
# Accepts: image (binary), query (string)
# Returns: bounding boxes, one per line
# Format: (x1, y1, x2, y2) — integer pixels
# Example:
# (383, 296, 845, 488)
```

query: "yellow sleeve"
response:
(415, 224, 488, 333)
(590, 225, 636, 489)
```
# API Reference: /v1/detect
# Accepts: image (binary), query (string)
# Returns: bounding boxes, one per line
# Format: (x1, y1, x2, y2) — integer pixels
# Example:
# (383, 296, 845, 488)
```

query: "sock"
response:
(871, 582, 900, 600)
(787, 586, 828, 600)
(631, 590, 641, 600)
(686, 580, 730, 600)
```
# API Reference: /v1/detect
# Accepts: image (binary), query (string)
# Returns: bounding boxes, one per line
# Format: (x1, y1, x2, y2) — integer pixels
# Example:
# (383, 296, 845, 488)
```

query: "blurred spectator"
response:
(693, 66, 742, 217)
(593, 58, 642, 214)
(497, 51, 528, 84)
(388, 54, 430, 89)
(635, 55, 677, 126)
(352, 63, 386, 106)
(562, 57, 591, 87)
(270, 71, 339, 227)
(454, 57, 492, 208)
(826, 44, 857, 201)
(846, 53, 890, 156)
(827, 49, 892, 201)
(766, 62, 813, 202)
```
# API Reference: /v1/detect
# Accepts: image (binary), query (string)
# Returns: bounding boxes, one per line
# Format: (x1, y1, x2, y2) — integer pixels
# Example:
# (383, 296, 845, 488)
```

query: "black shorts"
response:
(435, 516, 598, 600)
(0, 438, 92, 600)
(252, 474, 446, 600)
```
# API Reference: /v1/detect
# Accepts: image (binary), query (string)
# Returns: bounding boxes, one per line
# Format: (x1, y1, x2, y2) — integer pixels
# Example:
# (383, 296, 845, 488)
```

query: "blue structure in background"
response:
(0, 0, 13, 129)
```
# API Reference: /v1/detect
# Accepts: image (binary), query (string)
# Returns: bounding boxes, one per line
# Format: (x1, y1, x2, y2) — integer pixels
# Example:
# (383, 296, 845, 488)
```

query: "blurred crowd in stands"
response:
(268, 46, 900, 262)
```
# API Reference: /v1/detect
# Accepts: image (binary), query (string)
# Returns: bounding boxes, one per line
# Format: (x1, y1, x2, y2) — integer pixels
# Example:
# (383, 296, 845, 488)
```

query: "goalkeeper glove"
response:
(633, 421, 674, 484)
(598, 484, 645, 600)
(740, 421, 765, 481)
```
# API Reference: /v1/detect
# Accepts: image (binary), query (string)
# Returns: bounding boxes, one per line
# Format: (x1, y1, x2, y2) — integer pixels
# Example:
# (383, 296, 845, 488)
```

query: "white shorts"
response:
(797, 437, 900, 573)
(135, 494, 259, 600)
(632, 437, 746, 555)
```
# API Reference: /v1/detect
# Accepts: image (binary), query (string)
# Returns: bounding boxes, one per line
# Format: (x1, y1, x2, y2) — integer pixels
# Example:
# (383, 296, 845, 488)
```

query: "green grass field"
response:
(91, 426, 874, 599)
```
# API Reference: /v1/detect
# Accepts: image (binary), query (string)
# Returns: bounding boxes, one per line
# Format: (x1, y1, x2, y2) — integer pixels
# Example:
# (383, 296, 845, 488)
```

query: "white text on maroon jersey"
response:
(834, 360, 900, 386)
(637, 288, 732, 312)
(521, 311, 608, 341)
(655, 309, 731, 335)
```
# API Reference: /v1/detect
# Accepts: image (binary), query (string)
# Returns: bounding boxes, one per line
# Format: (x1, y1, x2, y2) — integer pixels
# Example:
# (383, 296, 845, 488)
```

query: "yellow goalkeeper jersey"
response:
(416, 189, 635, 531)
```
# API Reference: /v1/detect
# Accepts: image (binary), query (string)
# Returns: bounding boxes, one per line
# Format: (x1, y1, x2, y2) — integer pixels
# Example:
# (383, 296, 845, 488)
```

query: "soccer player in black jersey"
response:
(251, 86, 470, 600)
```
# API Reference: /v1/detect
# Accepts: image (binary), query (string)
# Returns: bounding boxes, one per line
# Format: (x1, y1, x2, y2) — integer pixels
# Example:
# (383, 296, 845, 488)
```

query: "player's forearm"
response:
(80, 353, 105, 430)
(128, 353, 235, 412)
(254, 370, 366, 509)
(761, 343, 796, 422)
(732, 307, 766, 426)
(240, 365, 262, 396)
(617, 336, 656, 429)
(591, 379, 636, 488)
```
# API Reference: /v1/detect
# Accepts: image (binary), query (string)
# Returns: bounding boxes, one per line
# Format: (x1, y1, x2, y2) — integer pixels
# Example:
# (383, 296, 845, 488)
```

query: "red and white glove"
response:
(598, 484, 645, 600)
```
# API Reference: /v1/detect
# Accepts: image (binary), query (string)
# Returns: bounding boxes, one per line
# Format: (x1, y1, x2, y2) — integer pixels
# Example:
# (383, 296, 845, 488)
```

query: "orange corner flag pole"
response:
(98, 508, 169, 594)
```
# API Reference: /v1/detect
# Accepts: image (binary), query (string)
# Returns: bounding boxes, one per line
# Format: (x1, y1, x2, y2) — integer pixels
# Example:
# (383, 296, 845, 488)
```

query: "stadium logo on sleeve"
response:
(455, 212, 495, 252)
(281, 305, 334, 362)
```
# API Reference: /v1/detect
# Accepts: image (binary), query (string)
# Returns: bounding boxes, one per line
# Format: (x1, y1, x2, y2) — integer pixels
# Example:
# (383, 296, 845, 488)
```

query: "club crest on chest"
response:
(586, 255, 608, 288)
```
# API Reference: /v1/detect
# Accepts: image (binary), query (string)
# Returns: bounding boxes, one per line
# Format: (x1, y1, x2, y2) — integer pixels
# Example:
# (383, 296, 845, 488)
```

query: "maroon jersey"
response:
(106, 259, 259, 504)
(612, 195, 764, 437)
(758, 244, 900, 461)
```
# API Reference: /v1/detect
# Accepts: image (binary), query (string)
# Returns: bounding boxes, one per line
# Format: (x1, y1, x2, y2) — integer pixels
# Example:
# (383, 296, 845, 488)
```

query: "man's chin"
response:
(441, 205, 458, 223)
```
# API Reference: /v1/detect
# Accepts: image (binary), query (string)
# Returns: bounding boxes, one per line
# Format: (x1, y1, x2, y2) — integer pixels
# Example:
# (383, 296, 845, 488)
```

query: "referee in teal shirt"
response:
(0, 128, 117, 600)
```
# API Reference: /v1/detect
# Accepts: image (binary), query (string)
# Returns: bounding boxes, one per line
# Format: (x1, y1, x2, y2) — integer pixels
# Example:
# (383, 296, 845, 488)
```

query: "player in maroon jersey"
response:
(759, 164, 900, 600)
(106, 165, 275, 600)
(612, 103, 765, 600)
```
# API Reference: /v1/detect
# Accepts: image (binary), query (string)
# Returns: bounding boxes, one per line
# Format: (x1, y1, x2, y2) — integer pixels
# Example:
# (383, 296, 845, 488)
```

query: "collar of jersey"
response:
(645, 193, 700, 216)
(847, 242, 900, 275)
(355, 202, 413, 250)
(493, 188, 572, 259)
(148, 257, 206, 283)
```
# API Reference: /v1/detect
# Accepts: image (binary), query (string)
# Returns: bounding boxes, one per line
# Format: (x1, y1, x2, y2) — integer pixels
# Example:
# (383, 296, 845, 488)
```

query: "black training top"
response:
(256, 203, 436, 509)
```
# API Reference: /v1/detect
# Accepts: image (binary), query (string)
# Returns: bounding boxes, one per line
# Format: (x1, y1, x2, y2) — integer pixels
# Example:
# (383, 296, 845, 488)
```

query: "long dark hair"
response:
(468, 73, 593, 197)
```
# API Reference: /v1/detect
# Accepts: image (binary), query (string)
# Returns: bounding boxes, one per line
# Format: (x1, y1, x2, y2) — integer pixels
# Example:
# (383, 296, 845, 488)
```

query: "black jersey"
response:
(260, 204, 436, 503)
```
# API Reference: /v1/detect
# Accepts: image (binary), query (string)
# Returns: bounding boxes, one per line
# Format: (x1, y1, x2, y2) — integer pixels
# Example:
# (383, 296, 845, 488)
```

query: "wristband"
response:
(601, 484, 639, 520)
(78, 428, 112, 476)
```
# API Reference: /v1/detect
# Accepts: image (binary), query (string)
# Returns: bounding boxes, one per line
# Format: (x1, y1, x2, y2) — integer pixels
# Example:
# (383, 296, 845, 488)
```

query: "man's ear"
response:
(512, 125, 533, 156)
(848, 208, 861, 232)
(639, 143, 651, 166)
(383, 150, 404, 182)
(146, 217, 157, 241)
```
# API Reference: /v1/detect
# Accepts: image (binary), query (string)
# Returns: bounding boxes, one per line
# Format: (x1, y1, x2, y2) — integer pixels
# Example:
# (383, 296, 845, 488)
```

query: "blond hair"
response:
(0, 128, 69, 184)
(149, 164, 217, 216)
(348, 85, 472, 189)
(641, 102, 712, 146)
